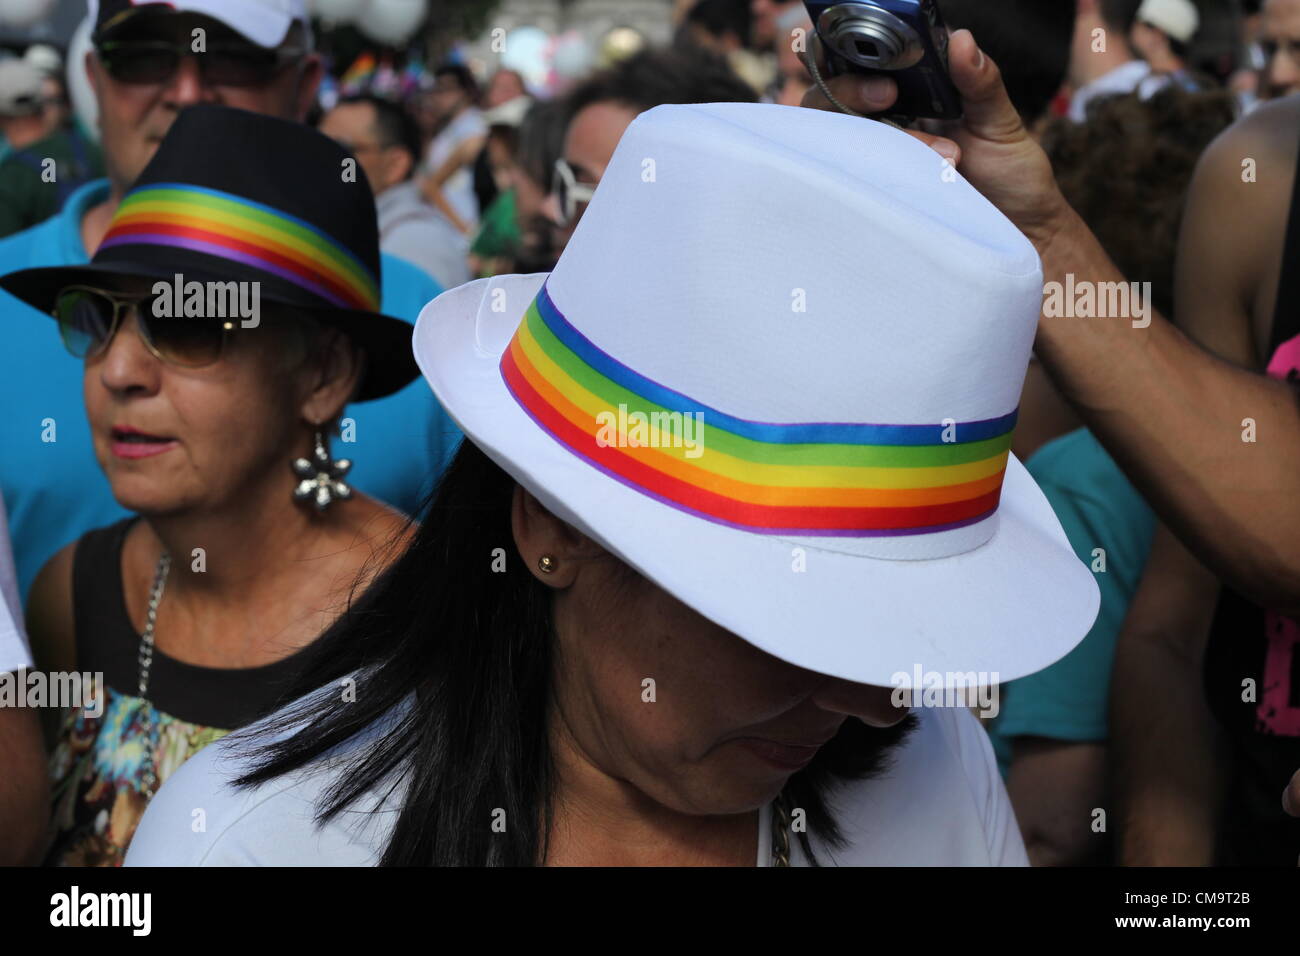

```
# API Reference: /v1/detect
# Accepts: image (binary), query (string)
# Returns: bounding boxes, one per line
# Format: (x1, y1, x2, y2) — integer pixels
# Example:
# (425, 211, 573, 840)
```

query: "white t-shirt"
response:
(125, 697, 1026, 866)
(1068, 59, 1163, 122)
(0, 491, 31, 675)
(422, 107, 487, 229)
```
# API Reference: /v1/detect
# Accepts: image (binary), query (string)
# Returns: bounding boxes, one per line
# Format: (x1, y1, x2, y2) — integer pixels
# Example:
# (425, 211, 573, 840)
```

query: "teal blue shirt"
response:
(988, 428, 1156, 777)
(0, 179, 462, 606)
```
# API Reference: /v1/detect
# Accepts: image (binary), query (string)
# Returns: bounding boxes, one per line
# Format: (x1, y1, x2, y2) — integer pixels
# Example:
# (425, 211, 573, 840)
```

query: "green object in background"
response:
(471, 187, 520, 266)
(0, 124, 104, 239)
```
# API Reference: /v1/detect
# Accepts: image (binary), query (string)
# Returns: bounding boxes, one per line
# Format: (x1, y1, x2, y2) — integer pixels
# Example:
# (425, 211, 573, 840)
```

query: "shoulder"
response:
(341, 499, 415, 589)
(816, 707, 1028, 866)
(1187, 95, 1296, 228)
(126, 691, 409, 866)
(1209, 94, 1300, 164)
(1025, 428, 1108, 494)
(1028, 429, 1151, 526)
(379, 250, 444, 320)
(457, 108, 488, 138)
(0, 178, 104, 268)
(0, 212, 59, 268)
(25, 540, 77, 673)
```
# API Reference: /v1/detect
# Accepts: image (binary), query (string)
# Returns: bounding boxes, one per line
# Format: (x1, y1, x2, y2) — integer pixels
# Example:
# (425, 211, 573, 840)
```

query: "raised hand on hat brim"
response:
(799, 29, 1073, 257)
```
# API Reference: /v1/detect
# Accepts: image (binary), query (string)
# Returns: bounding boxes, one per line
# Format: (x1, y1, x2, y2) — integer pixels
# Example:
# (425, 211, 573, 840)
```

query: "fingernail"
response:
(863, 76, 893, 103)
(972, 42, 985, 71)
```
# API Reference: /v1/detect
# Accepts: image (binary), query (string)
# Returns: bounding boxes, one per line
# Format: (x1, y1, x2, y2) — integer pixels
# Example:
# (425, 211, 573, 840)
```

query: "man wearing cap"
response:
(319, 94, 471, 292)
(0, 57, 104, 238)
(0, 0, 462, 613)
(417, 64, 487, 236)
(1067, 0, 1175, 122)
(1130, 0, 1203, 93)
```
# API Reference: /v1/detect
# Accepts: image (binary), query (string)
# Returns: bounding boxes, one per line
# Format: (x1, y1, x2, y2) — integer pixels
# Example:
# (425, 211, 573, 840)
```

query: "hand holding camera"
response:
(803, 0, 962, 120)
(801, 27, 1072, 258)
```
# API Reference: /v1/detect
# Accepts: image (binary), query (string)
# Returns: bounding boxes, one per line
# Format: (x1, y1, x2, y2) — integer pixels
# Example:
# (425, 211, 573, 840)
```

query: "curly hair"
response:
(1041, 86, 1238, 321)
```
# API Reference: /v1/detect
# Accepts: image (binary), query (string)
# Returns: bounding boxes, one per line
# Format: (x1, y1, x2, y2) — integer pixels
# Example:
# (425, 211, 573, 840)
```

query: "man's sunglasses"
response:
(552, 158, 598, 227)
(97, 39, 304, 87)
(55, 286, 234, 368)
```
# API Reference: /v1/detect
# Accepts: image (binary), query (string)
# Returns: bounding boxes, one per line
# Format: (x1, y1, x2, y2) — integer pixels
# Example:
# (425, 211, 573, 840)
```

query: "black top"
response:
(45, 518, 319, 866)
(74, 517, 316, 727)
(1202, 123, 1300, 866)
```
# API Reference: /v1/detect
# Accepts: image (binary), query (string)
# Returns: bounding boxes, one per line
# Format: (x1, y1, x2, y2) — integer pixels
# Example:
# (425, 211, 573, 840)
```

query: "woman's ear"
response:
(511, 484, 603, 586)
(299, 328, 364, 426)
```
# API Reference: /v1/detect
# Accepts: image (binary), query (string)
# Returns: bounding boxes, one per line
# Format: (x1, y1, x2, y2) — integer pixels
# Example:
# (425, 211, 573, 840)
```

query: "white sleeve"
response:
(0, 492, 32, 674)
(950, 707, 1030, 867)
(127, 735, 388, 867)
(125, 742, 235, 866)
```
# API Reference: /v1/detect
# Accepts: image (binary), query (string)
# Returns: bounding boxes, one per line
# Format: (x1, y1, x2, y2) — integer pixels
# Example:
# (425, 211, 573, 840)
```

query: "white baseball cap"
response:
(413, 102, 1100, 688)
(0, 58, 44, 117)
(90, 0, 310, 50)
(1137, 0, 1200, 44)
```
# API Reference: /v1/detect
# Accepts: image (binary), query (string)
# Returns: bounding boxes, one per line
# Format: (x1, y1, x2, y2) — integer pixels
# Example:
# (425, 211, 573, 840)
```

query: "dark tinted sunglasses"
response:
(97, 39, 304, 87)
(55, 286, 234, 368)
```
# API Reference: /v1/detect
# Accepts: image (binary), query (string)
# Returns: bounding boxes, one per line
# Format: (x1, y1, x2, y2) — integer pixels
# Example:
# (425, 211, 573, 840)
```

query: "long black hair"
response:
(234, 439, 916, 865)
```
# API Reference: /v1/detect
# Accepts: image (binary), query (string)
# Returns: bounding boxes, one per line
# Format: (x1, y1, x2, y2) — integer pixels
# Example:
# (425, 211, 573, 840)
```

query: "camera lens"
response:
(819, 3, 924, 71)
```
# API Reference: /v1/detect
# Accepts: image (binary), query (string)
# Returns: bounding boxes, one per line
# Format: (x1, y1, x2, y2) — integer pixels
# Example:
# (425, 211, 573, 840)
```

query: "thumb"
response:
(946, 28, 1028, 145)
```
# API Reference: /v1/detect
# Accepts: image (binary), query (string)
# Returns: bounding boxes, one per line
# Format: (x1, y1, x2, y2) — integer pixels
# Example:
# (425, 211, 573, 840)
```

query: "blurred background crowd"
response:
(1, 0, 1299, 867)
(2, 0, 1294, 283)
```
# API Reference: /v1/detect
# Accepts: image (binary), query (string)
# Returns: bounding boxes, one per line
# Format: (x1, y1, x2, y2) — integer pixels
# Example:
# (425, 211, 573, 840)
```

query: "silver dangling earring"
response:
(292, 429, 353, 512)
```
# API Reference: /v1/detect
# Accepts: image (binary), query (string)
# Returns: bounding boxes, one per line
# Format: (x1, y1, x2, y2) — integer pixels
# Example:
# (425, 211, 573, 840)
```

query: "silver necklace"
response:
(136, 551, 171, 796)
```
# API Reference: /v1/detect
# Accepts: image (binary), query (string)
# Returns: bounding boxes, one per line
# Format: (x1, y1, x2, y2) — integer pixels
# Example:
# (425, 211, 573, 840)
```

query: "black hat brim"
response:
(0, 261, 421, 402)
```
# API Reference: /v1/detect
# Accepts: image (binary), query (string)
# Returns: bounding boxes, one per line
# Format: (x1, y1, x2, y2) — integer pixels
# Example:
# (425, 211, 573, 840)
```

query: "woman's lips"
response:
(734, 737, 826, 771)
(110, 426, 178, 460)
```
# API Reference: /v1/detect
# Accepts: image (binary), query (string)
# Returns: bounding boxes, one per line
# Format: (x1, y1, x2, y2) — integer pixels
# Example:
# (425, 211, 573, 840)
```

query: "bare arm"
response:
(0, 704, 47, 864)
(25, 543, 76, 745)
(0, 545, 73, 865)
(805, 32, 1300, 612)
(1109, 525, 1230, 864)
(1031, 210, 1300, 613)
(418, 136, 486, 235)
(1005, 739, 1106, 865)
(1173, 97, 1297, 368)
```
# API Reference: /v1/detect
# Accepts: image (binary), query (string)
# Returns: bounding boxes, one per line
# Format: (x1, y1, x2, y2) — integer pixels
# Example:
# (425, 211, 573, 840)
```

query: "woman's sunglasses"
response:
(97, 39, 304, 87)
(552, 158, 598, 227)
(55, 286, 234, 368)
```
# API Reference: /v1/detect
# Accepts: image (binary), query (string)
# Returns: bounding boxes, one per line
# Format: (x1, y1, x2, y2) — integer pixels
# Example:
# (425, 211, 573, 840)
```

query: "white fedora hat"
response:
(414, 101, 1099, 688)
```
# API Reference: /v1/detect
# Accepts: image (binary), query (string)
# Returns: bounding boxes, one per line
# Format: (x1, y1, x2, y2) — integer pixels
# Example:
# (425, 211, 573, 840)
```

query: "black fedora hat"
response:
(0, 103, 419, 400)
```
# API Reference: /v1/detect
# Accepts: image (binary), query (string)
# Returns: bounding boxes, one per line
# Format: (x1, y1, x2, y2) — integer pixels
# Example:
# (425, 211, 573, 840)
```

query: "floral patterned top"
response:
(45, 519, 317, 866)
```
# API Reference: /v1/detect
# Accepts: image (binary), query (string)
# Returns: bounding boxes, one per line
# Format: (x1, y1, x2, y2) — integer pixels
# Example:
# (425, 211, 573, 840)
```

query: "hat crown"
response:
(548, 102, 1039, 427)
(512, 103, 1041, 558)
(97, 104, 381, 312)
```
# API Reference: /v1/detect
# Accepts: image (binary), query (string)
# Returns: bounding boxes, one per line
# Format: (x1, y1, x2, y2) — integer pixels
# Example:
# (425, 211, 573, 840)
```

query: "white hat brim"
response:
(415, 274, 1100, 688)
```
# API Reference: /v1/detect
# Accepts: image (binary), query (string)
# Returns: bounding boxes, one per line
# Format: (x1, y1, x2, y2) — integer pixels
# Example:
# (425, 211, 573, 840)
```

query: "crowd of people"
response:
(0, 0, 1298, 867)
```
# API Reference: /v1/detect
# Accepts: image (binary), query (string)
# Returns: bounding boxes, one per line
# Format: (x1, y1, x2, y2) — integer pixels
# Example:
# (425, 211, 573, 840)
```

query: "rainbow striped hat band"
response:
(501, 282, 1018, 538)
(101, 182, 381, 313)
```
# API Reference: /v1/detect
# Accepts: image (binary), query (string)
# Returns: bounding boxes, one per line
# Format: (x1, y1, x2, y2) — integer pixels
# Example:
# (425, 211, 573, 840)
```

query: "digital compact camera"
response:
(803, 0, 962, 120)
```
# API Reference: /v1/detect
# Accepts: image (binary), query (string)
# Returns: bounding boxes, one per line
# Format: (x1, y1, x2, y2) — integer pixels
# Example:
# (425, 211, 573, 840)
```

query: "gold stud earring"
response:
(538, 555, 558, 574)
